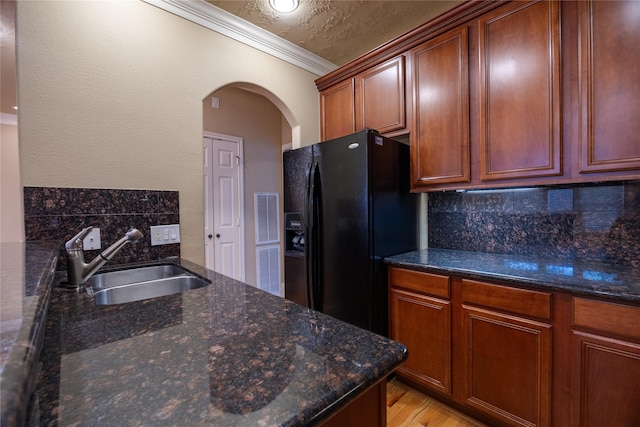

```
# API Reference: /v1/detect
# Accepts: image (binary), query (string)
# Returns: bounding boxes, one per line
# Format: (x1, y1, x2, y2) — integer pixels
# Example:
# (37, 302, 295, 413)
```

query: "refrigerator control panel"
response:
(285, 213, 303, 231)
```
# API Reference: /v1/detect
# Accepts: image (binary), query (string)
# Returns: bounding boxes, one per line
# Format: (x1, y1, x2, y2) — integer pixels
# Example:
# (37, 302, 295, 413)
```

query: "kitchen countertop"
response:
(385, 248, 640, 305)
(1, 241, 61, 427)
(31, 258, 407, 426)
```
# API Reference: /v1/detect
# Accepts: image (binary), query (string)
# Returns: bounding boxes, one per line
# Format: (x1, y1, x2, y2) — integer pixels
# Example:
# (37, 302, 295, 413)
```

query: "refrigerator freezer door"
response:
(284, 254, 306, 306)
(283, 146, 313, 307)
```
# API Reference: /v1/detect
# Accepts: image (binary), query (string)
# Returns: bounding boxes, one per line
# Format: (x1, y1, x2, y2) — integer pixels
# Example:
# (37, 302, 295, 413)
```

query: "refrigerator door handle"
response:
(305, 161, 323, 312)
(305, 162, 315, 310)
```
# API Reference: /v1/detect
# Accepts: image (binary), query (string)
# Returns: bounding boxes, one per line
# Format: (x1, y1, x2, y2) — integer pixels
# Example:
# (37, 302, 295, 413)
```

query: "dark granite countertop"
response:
(385, 248, 640, 305)
(32, 258, 407, 426)
(1, 241, 61, 427)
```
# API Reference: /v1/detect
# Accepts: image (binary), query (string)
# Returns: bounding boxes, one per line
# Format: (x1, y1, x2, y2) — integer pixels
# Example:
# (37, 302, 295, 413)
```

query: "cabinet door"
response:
(390, 288, 452, 396)
(321, 380, 386, 427)
(572, 332, 640, 427)
(462, 306, 552, 427)
(571, 297, 640, 426)
(578, 0, 640, 173)
(411, 26, 470, 187)
(355, 56, 406, 134)
(320, 79, 355, 141)
(478, 1, 561, 181)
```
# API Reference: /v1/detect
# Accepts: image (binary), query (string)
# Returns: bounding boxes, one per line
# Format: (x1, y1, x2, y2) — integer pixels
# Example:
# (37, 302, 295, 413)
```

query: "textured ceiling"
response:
(207, 0, 464, 66)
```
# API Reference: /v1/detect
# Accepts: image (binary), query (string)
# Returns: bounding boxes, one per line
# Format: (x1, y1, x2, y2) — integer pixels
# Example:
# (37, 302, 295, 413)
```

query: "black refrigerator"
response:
(283, 129, 418, 336)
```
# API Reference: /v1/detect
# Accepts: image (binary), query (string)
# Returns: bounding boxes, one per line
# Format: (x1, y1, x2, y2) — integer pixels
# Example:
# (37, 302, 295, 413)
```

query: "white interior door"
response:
(203, 133, 244, 281)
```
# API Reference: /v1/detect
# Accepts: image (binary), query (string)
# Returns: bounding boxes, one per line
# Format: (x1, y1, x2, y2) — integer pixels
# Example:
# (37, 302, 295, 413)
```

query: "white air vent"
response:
(256, 245, 281, 296)
(255, 192, 280, 244)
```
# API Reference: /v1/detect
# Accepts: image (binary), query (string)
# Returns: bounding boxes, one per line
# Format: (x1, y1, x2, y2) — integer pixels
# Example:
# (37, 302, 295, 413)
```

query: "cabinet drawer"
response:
(462, 279, 551, 320)
(573, 297, 640, 341)
(389, 268, 450, 299)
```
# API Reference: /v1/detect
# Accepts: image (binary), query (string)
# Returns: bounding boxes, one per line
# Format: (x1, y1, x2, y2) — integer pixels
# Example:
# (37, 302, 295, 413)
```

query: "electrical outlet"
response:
(150, 224, 181, 246)
(82, 228, 101, 250)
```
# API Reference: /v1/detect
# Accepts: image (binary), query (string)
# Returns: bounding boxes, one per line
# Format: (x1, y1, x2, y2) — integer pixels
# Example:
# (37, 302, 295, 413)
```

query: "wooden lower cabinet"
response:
(461, 306, 552, 427)
(461, 279, 553, 427)
(389, 268, 640, 426)
(389, 267, 559, 427)
(571, 298, 640, 426)
(390, 288, 452, 395)
(320, 380, 386, 427)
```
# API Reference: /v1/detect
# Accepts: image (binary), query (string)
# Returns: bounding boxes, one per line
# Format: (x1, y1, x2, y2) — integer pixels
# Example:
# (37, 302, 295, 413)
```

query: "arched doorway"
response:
(202, 83, 296, 295)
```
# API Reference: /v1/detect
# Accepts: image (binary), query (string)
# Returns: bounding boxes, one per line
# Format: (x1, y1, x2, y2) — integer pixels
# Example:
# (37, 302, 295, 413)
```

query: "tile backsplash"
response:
(24, 187, 180, 270)
(428, 180, 640, 267)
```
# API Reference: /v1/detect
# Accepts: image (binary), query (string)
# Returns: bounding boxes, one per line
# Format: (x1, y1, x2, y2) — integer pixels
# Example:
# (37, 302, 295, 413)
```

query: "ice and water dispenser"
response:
(284, 213, 304, 254)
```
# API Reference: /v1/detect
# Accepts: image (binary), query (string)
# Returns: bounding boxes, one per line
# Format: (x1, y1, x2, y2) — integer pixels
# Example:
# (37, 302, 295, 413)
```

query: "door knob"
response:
(216, 234, 221, 238)
(208, 234, 213, 239)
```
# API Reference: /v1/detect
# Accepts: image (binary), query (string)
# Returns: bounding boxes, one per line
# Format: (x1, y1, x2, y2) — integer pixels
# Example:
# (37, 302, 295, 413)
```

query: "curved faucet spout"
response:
(100, 228, 144, 261)
(65, 227, 144, 287)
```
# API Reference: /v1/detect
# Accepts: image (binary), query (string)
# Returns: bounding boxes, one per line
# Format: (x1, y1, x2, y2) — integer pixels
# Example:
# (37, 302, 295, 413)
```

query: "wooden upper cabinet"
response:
(578, 0, 640, 173)
(320, 79, 355, 141)
(478, 1, 562, 181)
(355, 56, 406, 134)
(411, 27, 470, 188)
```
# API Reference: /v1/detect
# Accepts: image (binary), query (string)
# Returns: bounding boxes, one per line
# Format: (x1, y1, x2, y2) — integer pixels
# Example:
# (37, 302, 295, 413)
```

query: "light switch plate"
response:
(150, 224, 181, 246)
(83, 228, 101, 250)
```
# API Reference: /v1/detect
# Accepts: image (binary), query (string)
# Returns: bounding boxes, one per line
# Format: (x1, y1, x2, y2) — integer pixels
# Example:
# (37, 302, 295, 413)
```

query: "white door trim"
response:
(203, 131, 245, 281)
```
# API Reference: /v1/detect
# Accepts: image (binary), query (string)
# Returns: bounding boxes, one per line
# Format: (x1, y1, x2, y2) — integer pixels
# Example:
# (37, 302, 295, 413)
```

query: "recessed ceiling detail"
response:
(269, 0, 299, 13)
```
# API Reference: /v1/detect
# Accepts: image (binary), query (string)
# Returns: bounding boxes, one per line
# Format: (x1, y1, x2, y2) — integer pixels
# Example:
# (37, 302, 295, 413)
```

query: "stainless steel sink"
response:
(87, 265, 210, 305)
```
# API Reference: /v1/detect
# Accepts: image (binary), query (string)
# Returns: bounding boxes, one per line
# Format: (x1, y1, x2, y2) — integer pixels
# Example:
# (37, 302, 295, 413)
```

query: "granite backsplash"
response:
(428, 180, 640, 268)
(23, 187, 181, 270)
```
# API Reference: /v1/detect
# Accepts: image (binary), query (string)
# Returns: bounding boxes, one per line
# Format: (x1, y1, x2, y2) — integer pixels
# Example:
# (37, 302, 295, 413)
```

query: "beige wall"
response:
(1, 121, 24, 242)
(203, 87, 289, 286)
(15, 0, 320, 264)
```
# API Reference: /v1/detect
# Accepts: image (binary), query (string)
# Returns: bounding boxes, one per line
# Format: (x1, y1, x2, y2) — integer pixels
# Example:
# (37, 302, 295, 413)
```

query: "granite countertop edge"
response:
(0, 241, 61, 427)
(385, 248, 640, 305)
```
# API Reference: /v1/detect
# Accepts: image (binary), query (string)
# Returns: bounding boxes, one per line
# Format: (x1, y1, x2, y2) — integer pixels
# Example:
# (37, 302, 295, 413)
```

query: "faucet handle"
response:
(65, 226, 94, 251)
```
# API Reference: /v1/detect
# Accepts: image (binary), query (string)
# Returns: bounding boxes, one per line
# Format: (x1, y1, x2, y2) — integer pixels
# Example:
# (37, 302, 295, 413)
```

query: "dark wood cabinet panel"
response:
(578, 0, 640, 173)
(462, 279, 552, 320)
(462, 306, 552, 427)
(390, 288, 452, 396)
(321, 380, 386, 427)
(320, 79, 355, 141)
(389, 267, 450, 299)
(316, 0, 640, 191)
(411, 26, 470, 187)
(478, 1, 561, 181)
(573, 297, 640, 341)
(355, 56, 406, 134)
(571, 297, 640, 426)
(389, 267, 640, 427)
(572, 332, 640, 427)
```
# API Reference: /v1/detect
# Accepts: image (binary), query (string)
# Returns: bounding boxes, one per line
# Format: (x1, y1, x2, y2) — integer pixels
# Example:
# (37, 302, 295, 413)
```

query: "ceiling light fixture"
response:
(269, 0, 299, 13)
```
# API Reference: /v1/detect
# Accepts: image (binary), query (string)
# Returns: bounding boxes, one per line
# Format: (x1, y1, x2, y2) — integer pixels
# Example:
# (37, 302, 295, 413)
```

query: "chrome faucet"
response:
(65, 226, 143, 287)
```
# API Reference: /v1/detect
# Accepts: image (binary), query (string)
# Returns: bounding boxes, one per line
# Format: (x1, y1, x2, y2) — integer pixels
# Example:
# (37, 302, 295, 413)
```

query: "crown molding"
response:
(142, 0, 337, 76)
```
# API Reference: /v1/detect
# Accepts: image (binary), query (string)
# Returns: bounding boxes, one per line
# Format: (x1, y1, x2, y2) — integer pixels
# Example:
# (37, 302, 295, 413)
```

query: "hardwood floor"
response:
(386, 379, 488, 427)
